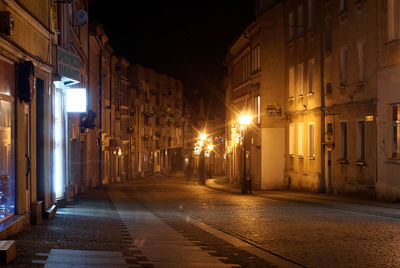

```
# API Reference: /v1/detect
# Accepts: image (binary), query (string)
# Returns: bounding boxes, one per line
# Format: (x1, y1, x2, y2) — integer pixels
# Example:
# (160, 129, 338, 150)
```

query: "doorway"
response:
(327, 150, 333, 193)
(54, 89, 64, 199)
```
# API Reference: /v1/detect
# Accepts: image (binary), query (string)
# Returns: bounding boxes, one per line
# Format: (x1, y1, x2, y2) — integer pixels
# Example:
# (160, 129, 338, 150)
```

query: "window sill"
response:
(308, 156, 315, 160)
(289, 154, 295, 158)
(385, 158, 400, 165)
(307, 92, 315, 96)
(288, 97, 295, 102)
(298, 155, 304, 159)
(297, 94, 303, 99)
(338, 159, 349, 164)
(352, 160, 366, 167)
(354, 81, 366, 91)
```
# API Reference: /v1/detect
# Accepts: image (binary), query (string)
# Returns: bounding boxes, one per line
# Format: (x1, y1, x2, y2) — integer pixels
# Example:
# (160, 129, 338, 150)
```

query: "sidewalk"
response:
(204, 177, 400, 217)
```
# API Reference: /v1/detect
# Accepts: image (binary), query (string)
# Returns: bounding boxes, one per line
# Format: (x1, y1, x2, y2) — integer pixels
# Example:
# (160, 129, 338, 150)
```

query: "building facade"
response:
(225, 2, 285, 189)
(376, 0, 400, 201)
(128, 65, 184, 176)
(225, 0, 398, 200)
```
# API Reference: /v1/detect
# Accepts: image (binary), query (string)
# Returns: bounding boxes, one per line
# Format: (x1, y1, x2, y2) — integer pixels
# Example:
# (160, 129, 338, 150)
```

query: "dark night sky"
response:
(89, 1, 255, 110)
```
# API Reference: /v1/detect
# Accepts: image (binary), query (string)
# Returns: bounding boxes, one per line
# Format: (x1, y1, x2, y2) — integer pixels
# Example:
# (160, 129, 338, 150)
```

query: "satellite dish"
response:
(75, 10, 88, 26)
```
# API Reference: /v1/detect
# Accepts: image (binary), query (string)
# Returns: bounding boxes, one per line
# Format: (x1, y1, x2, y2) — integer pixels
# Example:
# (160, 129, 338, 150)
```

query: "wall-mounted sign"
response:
(65, 88, 86, 113)
(57, 46, 80, 83)
(266, 104, 281, 118)
(365, 115, 374, 122)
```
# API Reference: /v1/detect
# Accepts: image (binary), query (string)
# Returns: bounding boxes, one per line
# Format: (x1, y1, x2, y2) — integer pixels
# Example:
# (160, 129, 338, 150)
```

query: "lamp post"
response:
(207, 144, 214, 178)
(238, 115, 252, 194)
(198, 133, 206, 185)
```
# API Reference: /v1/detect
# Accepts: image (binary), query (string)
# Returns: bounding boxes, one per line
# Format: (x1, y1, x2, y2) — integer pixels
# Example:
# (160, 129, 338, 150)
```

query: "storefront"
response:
(0, 58, 15, 223)
(54, 46, 84, 200)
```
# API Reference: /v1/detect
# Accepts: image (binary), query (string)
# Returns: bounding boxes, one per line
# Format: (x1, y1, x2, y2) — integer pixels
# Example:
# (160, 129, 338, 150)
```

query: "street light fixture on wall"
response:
(194, 132, 213, 185)
(238, 114, 252, 194)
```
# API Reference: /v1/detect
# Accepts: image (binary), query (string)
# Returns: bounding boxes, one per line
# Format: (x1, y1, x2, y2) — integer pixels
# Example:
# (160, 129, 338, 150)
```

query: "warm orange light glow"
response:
(200, 133, 207, 141)
(207, 144, 214, 150)
(238, 115, 252, 126)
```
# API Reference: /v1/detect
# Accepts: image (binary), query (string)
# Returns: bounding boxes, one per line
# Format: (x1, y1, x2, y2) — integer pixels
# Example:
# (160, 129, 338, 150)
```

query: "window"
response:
(308, 123, 315, 158)
(387, 0, 400, 41)
(298, 123, 304, 157)
(298, 5, 304, 36)
(326, 82, 333, 94)
(254, 95, 261, 124)
(393, 105, 400, 158)
(356, 121, 365, 161)
(308, 59, 315, 93)
(326, 18, 332, 52)
(308, 0, 314, 31)
(289, 11, 294, 40)
(0, 60, 15, 222)
(251, 46, 260, 73)
(357, 41, 365, 82)
(327, 123, 333, 135)
(340, 47, 347, 86)
(340, 122, 348, 160)
(289, 123, 295, 156)
(297, 63, 304, 96)
(339, 0, 347, 13)
(289, 66, 295, 98)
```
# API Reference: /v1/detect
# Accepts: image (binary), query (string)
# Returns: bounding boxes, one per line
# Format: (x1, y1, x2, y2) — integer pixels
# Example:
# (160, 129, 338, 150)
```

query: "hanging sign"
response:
(57, 46, 80, 82)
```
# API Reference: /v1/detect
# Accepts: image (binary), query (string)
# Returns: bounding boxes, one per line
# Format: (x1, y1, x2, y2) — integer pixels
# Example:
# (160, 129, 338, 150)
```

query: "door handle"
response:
(25, 154, 31, 177)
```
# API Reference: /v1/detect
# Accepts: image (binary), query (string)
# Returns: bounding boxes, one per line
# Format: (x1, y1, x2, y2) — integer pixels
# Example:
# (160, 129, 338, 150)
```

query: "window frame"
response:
(308, 123, 315, 159)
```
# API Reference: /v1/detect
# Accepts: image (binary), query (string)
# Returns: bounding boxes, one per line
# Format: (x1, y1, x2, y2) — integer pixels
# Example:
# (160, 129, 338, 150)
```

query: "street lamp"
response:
(198, 133, 207, 185)
(238, 115, 252, 194)
(207, 144, 214, 178)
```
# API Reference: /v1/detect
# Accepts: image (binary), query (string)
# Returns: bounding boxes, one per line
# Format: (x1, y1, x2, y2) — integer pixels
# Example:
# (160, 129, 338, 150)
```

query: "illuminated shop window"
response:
(0, 100, 14, 221)
(0, 60, 15, 222)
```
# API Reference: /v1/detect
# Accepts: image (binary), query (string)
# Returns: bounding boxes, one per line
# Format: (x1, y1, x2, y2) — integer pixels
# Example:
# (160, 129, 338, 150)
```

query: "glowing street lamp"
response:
(238, 115, 252, 126)
(239, 114, 252, 194)
(200, 133, 207, 141)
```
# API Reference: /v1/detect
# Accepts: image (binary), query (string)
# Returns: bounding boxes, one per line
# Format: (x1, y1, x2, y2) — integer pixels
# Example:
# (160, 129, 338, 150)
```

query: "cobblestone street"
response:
(6, 176, 400, 268)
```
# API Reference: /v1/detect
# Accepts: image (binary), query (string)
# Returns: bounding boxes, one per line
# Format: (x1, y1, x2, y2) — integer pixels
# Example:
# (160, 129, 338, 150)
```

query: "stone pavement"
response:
(204, 177, 400, 217)
(6, 188, 127, 267)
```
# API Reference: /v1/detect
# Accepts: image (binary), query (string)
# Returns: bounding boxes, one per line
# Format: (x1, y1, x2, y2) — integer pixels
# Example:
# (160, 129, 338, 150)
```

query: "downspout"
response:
(320, 2, 326, 193)
(98, 42, 103, 185)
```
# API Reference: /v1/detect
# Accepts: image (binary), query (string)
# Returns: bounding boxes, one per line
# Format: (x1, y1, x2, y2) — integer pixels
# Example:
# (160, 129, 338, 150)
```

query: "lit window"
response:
(298, 123, 304, 157)
(308, 123, 315, 158)
(289, 123, 295, 156)
(393, 105, 400, 158)
(254, 95, 261, 124)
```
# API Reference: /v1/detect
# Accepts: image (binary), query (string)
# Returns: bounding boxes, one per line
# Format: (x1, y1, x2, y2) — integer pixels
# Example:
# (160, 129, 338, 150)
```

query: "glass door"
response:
(54, 89, 64, 199)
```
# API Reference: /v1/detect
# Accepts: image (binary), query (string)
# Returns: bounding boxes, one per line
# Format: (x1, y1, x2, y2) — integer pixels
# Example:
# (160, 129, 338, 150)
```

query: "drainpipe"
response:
(98, 40, 103, 185)
(320, 2, 326, 193)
